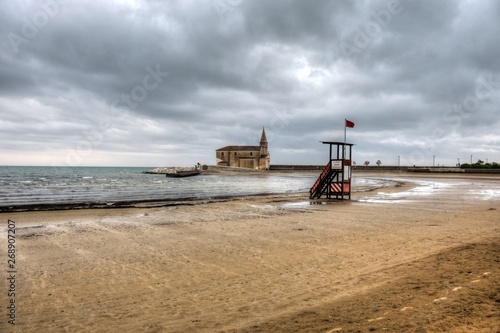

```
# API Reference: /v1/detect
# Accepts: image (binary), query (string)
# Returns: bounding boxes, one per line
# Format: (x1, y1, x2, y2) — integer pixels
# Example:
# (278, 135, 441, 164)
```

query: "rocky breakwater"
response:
(143, 167, 199, 174)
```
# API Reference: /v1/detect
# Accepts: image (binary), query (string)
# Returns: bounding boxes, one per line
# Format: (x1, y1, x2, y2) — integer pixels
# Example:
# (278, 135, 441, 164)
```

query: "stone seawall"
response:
(144, 167, 198, 174)
(204, 165, 264, 172)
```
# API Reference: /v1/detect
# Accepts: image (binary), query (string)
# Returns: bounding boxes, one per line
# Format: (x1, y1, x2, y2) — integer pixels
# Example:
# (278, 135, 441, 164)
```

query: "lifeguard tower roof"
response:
(320, 141, 354, 146)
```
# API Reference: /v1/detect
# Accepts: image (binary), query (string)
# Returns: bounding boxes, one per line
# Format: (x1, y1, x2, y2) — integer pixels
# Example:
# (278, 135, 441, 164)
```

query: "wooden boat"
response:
(165, 170, 202, 178)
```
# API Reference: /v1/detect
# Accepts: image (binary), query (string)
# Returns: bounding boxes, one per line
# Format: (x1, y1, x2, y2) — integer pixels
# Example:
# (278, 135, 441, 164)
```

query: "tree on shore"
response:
(376, 160, 381, 169)
(460, 161, 499, 169)
(364, 161, 370, 169)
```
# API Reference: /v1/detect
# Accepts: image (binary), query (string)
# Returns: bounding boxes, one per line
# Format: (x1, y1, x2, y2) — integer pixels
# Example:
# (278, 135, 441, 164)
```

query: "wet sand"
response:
(0, 173, 499, 332)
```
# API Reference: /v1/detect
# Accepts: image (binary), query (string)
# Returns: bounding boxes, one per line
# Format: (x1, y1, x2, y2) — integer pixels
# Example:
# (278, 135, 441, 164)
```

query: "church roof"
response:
(216, 145, 261, 151)
(260, 127, 267, 142)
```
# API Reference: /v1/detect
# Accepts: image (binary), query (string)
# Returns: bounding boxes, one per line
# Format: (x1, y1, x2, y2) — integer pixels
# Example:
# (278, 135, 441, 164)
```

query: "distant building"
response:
(216, 128, 270, 169)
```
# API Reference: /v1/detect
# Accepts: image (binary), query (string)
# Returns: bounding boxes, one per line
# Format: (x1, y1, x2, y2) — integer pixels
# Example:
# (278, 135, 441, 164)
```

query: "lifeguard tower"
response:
(309, 141, 353, 200)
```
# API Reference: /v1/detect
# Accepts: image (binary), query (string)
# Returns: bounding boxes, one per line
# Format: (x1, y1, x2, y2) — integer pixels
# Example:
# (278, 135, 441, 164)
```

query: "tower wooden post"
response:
(309, 141, 354, 200)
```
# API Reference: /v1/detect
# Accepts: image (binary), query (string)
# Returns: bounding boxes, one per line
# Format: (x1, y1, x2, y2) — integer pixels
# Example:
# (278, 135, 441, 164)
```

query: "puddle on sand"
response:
(468, 189, 500, 200)
(280, 178, 500, 207)
(357, 180, 453, 204)
(359, 178, 500, 204)
(249, 204, 277, 210)
(282, 201, 334, 208)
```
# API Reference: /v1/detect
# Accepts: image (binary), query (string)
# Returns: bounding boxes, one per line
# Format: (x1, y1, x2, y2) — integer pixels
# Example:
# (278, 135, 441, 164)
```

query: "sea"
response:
(0, 166, 386, 209)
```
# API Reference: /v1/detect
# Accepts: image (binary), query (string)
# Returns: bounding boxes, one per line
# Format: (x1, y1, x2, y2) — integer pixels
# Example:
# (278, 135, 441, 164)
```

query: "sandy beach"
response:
(1, 173, 499, 332)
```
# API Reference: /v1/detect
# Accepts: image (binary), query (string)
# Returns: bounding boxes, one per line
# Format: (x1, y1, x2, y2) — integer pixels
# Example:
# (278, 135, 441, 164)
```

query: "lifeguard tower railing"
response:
(310, 142, 353, 200)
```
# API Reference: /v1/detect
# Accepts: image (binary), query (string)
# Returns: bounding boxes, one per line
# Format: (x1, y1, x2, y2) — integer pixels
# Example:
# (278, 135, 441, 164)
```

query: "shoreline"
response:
(0, 172, 402, 213)
(1, 179, 414, 230)
(0, 192, 312, 213)
(3, 170, 498, 212)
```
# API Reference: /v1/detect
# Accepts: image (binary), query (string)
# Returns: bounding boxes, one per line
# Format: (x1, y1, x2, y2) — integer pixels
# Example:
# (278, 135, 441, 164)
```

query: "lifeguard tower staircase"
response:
(310, 141, 353, 200)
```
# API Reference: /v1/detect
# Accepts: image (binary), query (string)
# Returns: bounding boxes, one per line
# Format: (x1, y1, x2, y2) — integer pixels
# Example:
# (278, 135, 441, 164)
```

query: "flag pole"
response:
(343, 118, 346, 160)
(343, 119, 346, 198)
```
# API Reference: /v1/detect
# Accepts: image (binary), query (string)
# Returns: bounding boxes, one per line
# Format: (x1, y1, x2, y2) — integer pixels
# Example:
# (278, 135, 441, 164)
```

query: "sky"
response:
(1, 0, 499, 167)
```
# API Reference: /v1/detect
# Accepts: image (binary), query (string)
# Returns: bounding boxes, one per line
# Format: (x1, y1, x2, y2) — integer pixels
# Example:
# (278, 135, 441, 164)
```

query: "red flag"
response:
(345, 119, 355, 128)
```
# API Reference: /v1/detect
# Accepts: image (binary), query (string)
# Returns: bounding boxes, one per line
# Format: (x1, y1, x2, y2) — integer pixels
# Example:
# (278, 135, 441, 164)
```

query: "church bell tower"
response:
(259, 127, 270, 169)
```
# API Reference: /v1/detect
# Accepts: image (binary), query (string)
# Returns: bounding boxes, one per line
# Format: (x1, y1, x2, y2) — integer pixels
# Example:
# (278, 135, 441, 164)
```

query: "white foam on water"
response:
(468, 189, 500, 200)
(358, 180, 454, 204)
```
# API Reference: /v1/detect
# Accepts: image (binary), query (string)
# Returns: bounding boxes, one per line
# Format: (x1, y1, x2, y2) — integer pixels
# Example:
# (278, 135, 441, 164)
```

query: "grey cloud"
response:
(0, 0, 499, 166)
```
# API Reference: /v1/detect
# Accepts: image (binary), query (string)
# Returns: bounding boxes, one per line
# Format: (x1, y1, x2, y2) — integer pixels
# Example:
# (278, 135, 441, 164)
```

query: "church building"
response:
(216, 128, 270, 170)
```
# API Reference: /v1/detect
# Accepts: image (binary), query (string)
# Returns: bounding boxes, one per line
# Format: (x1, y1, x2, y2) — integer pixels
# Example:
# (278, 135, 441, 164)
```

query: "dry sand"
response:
(0, 173, 499, 332)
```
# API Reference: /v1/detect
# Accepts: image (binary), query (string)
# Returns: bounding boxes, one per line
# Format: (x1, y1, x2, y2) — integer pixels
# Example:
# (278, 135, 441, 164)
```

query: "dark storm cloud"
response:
(0, 0, 499, 166)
